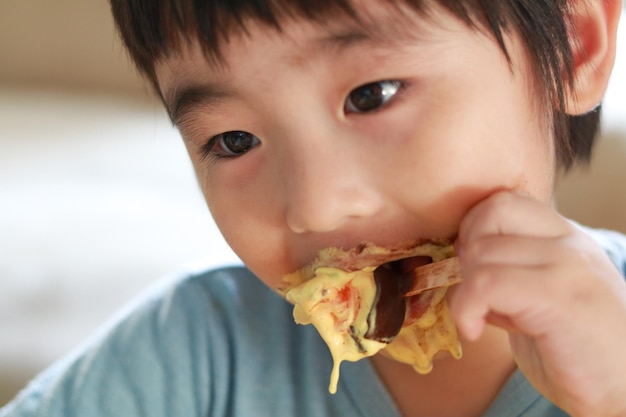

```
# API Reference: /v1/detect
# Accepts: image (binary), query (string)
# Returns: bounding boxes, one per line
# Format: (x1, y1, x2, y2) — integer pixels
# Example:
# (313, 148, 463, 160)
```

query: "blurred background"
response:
(0, 0, 241, 406)
(0, 0, 624, 408)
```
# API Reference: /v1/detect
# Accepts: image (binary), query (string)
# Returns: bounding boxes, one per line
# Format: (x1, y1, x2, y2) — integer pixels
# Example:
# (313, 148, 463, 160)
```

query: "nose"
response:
(282, 138, 384, 234)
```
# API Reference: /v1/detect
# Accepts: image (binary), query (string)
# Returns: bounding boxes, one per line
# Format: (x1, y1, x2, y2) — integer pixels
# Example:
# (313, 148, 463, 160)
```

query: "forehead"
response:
(155, 1, 476, 124)
(155, 2, 471, 102)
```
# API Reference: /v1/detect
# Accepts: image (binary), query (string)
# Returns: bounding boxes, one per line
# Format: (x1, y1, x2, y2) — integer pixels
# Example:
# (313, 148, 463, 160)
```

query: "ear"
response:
(565, 0, 622, 115)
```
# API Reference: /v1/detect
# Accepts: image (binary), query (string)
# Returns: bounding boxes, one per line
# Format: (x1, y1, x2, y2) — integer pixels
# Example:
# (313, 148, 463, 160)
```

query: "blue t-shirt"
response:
(2, 227, 625, 417)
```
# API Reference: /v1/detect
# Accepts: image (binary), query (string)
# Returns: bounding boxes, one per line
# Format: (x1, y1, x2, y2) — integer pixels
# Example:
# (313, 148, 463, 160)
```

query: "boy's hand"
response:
(451, 190, 626, 417)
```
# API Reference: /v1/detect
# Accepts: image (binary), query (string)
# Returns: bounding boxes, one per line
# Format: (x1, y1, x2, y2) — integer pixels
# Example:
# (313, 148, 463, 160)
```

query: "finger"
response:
(457, 190, 572, 251)
(453, 231, 626, 340)
(450, 263, 561, 341)
(459, 234, 568, 267)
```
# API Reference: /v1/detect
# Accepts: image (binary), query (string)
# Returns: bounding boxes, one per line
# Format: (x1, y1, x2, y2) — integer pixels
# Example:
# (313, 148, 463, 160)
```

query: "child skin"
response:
(153, 0, 625, 416)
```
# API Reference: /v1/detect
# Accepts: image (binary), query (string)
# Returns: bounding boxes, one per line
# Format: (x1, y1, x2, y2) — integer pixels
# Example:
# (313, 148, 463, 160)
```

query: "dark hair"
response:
(109, 0, 601, 171)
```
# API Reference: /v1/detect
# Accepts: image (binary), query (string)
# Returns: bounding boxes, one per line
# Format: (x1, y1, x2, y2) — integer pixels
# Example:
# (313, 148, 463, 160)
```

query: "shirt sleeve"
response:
(0, 268, 231, 417)
(0, 265, 404, 417)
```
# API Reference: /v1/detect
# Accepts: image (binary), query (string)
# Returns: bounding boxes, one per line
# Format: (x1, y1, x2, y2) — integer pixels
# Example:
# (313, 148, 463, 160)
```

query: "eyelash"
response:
(199, 131, 261, 162)
(199, 137, 222, 163)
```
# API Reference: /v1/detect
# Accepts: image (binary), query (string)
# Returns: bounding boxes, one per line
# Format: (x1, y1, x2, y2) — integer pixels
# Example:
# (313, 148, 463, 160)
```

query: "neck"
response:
(370, 326, 515, 417)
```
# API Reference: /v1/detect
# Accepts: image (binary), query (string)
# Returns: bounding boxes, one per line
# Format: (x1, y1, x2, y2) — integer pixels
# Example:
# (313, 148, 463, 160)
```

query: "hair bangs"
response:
(111, 0, 364, 80)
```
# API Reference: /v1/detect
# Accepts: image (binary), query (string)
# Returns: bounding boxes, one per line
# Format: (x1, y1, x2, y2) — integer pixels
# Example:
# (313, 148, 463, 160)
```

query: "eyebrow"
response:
(165, 82, 234, 127)
(316, 28, 373, 53)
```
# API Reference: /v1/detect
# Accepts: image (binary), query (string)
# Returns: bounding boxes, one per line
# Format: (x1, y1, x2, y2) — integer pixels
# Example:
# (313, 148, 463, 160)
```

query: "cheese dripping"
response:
(285, 266, 386, 394)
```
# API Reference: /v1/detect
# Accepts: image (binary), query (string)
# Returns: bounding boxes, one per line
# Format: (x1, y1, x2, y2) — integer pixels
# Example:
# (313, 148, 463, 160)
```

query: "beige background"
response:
(0, 0, 238, 406)
(0, 0, 148, 97)
(0, 0, 624, 409)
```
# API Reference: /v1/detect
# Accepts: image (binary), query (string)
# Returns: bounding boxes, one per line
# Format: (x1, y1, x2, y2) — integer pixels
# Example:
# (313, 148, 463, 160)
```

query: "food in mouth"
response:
(281, 239, 462, 394)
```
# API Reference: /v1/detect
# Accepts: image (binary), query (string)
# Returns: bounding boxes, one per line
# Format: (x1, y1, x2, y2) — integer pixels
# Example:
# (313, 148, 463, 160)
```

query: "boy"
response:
(2, 0, 625, 416)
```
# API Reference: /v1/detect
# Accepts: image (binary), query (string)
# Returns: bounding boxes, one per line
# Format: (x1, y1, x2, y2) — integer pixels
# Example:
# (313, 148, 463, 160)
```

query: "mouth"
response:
(280, 239, 453, 295)
(282, 240, 462, 393)
(382, 255, 433, 274)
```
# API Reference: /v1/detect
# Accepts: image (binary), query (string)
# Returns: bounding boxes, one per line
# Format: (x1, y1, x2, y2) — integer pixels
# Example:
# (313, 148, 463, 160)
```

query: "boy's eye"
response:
(201, 130, 260, 160)
(345, 80, 402, 113)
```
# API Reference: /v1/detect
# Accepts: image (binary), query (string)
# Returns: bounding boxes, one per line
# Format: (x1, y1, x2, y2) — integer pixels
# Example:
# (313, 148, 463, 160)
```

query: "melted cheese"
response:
(282, 242, 463, 394)
(384, 287, 462, 373)
(285, 267, 386, 394)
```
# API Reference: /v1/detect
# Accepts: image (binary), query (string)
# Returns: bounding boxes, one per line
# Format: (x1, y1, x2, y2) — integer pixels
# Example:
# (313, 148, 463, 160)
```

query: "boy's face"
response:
(155, 1, 556, 291)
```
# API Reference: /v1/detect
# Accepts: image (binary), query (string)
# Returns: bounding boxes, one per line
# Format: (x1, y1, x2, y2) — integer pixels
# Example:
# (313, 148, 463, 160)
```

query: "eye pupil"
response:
(222, 131, 254, 154)
(345, 80, 401, 113)
(349, 83, 384, 112)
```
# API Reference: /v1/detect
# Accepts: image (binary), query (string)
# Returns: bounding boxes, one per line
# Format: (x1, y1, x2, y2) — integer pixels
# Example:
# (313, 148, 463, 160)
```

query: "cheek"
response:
(377, 83, 554, 230)
(196, 164, 294, 288)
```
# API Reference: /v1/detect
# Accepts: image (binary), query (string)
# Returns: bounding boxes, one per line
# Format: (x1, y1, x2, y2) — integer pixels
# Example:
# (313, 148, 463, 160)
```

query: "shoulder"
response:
(91, 264, 291, 344)
(149, 265, 285, 327)
(0, 265, 294, 417)
(170, 264, 286, 314)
